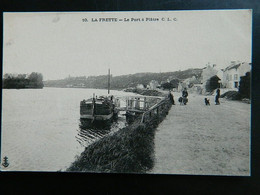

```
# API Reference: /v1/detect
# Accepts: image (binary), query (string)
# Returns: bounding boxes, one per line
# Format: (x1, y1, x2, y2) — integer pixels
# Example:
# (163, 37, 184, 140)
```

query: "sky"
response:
(3, 10, 252, 80)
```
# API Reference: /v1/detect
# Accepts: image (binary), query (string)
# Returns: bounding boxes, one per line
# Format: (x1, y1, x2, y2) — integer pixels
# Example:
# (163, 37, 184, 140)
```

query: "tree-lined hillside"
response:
(43, 68, 203, 89)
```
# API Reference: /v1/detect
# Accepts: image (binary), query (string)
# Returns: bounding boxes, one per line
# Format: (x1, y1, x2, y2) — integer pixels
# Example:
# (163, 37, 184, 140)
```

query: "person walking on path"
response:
(182, 88, 188, 105)
(215, 88, 220, 105)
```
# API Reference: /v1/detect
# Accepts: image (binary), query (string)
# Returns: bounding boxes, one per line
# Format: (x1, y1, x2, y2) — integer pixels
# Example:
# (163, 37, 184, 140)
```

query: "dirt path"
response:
(150, 92, 250, 176)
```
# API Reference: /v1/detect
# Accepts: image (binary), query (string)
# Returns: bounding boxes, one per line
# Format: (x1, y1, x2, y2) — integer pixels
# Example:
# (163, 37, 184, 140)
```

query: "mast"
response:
(108, 68, 110, 94)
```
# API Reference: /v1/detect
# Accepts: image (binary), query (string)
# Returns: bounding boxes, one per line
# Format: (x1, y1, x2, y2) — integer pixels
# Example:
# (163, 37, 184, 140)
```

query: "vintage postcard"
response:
(1, 10, 252, 175)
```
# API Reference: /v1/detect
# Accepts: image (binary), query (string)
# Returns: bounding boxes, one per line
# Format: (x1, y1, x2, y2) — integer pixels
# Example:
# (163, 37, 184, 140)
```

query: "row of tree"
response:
(239, 72, 250, 99)
(3, 72, 44, 89)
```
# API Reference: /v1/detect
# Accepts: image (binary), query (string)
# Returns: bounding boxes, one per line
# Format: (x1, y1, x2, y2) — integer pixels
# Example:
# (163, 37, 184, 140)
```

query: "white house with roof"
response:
(148, 80, 159, 90)
(201, 64, 218, 85)
(136, 84, 145, 89)
(201, 64, 223, 93)
(177, 81, 187, 92)
(222, 61, 251, 89)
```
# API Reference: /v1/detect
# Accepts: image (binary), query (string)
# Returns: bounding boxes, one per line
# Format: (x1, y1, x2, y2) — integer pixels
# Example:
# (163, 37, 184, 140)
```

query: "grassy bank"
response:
(67, 99, 172, 173)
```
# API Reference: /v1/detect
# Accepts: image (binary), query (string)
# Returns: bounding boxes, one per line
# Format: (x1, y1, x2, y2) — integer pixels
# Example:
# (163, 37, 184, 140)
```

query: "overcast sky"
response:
(3, 10, 252, 80)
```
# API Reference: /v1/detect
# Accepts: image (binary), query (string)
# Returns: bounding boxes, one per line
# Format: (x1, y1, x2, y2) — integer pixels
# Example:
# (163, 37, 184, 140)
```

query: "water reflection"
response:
(76, 117, 126, 148)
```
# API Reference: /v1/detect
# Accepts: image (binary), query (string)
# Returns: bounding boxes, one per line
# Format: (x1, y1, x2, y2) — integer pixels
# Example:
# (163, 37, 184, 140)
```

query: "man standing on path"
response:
(215, 88, 220, 105)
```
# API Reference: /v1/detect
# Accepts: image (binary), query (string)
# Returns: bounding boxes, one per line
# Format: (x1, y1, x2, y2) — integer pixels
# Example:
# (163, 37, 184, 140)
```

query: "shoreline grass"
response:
(67, 99, 172, 173)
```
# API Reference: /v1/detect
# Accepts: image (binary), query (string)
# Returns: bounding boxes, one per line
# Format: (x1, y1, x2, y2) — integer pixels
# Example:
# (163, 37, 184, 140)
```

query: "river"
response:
(1, 87, 134, 171)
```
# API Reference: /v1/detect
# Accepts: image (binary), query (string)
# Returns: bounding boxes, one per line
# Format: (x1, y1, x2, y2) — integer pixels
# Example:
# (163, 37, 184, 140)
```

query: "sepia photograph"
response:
(1, 10, 252, 176)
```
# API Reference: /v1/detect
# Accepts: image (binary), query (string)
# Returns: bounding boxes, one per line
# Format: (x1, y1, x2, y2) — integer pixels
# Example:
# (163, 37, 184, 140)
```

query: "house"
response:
(136, 84, 145, 89)
(177, 81, 187, 92)
(222, 61, 251, 89)
(149, 80, 159, 90)
(201, 64, 220, 93)
(201, 64, 218, 85)
(190, 84, 203, 94)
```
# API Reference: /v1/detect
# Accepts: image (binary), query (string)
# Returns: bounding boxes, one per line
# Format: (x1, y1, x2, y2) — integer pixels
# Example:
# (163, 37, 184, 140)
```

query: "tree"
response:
(239, 72, 250, 99)
(17, 74, 27, 79)
(205, 75, 220, 92)
(3, 72, 44, 89)
(28, 72, 43, 82)
(3, 73, 13, 79)
(169, 79, 179, 88)
(161, 82, 174, 90)
(28, 72, 43, 88)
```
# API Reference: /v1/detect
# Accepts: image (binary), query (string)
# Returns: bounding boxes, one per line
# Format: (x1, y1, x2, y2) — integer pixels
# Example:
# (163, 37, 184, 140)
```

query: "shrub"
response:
(220, 91, 242, 100)
(239, 72, 250, 99)
(205, 75, 220, 92)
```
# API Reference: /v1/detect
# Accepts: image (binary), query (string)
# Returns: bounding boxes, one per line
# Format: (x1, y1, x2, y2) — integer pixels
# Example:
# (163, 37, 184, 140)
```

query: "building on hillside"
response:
(136, 84, 145, 89)
(149, 80, 159, 90)
(75, 83, 86, 87)
(189, 84, 203, 94)
(177, 81, 187, 92)
(222, 61, 251, 89)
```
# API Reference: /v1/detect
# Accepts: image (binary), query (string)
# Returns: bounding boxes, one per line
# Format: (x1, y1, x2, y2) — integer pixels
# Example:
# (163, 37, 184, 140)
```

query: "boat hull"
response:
(80, 112, 114, 120)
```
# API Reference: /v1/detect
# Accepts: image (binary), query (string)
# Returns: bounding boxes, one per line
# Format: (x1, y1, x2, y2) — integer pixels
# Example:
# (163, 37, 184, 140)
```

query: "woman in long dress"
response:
(215, 88, 220, 105)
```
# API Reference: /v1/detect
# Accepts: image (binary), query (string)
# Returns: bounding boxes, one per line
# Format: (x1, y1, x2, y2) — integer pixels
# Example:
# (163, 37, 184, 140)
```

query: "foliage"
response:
(169, 79, 179, 88)
(205, 75, 220, 92)
(43, 68, 203, 89)
(239, 72, 250, 99)
(220, 91, 242, 100)
(161, 82, 174, 90)
(3, 72, 43, 89)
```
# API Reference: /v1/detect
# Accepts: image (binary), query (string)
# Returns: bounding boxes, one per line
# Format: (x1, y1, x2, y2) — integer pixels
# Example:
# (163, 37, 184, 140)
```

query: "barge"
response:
(80, 95, 119, 121)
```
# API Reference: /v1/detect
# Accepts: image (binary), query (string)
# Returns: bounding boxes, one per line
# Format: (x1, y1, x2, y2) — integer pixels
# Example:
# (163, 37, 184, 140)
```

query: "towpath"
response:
(151, 92, 250, 176)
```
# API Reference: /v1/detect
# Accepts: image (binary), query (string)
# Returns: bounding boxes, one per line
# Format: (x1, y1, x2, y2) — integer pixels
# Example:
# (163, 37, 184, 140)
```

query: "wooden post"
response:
(130, 98, 132, 108)
(108, 69, 110, 95)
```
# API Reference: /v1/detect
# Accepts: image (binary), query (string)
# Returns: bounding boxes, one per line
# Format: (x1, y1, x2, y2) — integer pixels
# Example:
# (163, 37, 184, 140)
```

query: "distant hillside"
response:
(43, 68, 203, 89)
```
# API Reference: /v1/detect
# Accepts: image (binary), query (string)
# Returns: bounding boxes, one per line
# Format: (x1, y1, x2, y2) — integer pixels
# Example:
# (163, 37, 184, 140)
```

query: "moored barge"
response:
(80, 95, 119, 121)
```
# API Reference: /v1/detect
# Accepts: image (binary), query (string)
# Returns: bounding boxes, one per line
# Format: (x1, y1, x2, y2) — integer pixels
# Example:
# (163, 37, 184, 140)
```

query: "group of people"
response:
(168, 87, 188, 105)
(168, 88, 221, 105)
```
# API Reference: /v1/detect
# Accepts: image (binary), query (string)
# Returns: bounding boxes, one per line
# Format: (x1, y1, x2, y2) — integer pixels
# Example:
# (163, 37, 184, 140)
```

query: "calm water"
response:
(1, 87, 134, 171)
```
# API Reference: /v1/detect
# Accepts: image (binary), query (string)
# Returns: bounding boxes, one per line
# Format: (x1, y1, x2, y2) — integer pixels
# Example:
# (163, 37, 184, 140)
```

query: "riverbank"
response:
(67, 96, 172, 173)
(2, 86, 44, 89)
